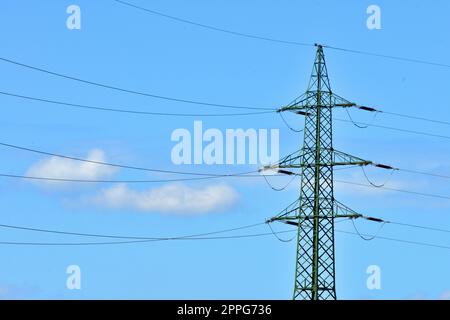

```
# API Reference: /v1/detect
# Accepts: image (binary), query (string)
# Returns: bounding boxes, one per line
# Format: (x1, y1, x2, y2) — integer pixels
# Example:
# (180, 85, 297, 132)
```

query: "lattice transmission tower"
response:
(263, 44, 392, 300)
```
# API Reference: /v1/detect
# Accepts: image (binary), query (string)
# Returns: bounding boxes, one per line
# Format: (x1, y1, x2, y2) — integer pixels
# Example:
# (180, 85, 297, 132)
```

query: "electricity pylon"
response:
(262, 44, 392, 300)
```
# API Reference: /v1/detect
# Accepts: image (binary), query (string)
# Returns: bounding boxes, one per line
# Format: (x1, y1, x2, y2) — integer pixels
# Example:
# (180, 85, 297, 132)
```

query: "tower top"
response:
(307, 44, 331, 93)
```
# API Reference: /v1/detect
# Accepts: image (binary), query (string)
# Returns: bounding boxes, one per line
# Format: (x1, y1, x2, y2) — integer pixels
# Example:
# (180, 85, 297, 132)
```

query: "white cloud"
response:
(89, 183, 238, 214)
(26, 149, 117, 187)
(25, 149, 240, 214)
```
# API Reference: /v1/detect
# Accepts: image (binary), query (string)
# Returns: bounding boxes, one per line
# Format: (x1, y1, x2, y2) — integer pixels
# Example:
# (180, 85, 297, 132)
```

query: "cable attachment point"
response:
(258, 166, 279, 175)
(373, 163, 398, 170)
(357, 105, 379, 112)
(335, 103, 356, 107)
(348, 214, 363, 220)
(265, 217, 276, 224)
(277, 169, 296, 175)
(362, 216, 386, 223)
(258, 166, 295, 176)
(258, 166, 271, 173)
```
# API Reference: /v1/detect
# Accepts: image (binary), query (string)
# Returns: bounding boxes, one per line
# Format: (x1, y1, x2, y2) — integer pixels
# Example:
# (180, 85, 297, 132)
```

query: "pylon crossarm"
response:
(278, 92, 358, 114)
(331, 93, 357, 108)
(331, 93, 384, 113)
(332, 149, 372, 166)
(277, 91, 320, 114)
(333, 200, 364, 219)
(332, 150, 397, 170)
(279, 214, 361, 227)
(277, 105, 311, 116)
(266, 200, 389, 226)
(259, 149, 373, 173)
(333, 201, 387, 224)
(263, 149, 303, 171)
(266, 200, 300, 222)
(278, 93, 308, 113)
(275, 200, 365, 222)
(267, 200, 367, 223)
(258, 149, 303, 173)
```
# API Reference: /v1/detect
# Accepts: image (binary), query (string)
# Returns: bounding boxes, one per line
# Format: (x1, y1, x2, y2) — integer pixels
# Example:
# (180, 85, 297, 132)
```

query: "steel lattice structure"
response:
(264, 45, 391, 300)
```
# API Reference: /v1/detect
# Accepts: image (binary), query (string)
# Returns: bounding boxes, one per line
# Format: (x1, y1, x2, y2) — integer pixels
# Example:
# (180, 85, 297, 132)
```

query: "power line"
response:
(335, 179, 450, 201)
(353, 163, 450, 183)
(0, 207, 446, 251)
(7, 86, 450, 133)
(381, 110, 450, 127)
(344, 108, 372, 129)
(388, 221, 450, 235)
(7, 88, 449, 137)
(112, 0, 450, 70)
(261, 166, 359, 192)
(1, 139, 448, 186)
(348, 104, 450, 128)
(2, 55, 449, 128)
(278, 112, 304, 132)
(0, 229, 294, 246)
(0, 172, 274, 183)
(359, 215, 450, 235)
(323, 45, 450, 69)
(0, 226, 449, 251)
(337, 229, 450, 251)
(1, 214, 448, 248)
(112, 0, 313, 47)
(0, 221, 266, 241)
(2, 88, 449, 139)
(0, 90, 274, 117)
(360, 166, 396, 188)
(262, 173, 297, 191)
(351, 218, 386, 241)
(0, 239, 155, 246)
(0, 164, 361, 184)
(3, 141, 343, 185)
(267, 222, 296, 242)
(0, 57, 273, 111)
(397, 168, 450, 181)
(345, 104, 450, 131)
(2, 83, 449, 132)
(281, 100, 450, 139)
(324, 148, 450, 183)
(275, 164, 450, 188)
(0, 141, 260, 177)
(0, 218, 349, 243)
(0, 165, 354, 184)
(334, 117, 450, 140)
(2, 139, 450, 190)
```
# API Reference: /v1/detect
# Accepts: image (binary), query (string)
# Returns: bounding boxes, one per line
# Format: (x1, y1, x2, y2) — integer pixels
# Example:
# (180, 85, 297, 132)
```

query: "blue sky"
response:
(0, 0, 449, 299)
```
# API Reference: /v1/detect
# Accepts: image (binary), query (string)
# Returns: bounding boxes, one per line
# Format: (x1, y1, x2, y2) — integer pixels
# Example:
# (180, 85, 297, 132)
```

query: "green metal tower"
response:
(263, 44, 391, 300)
